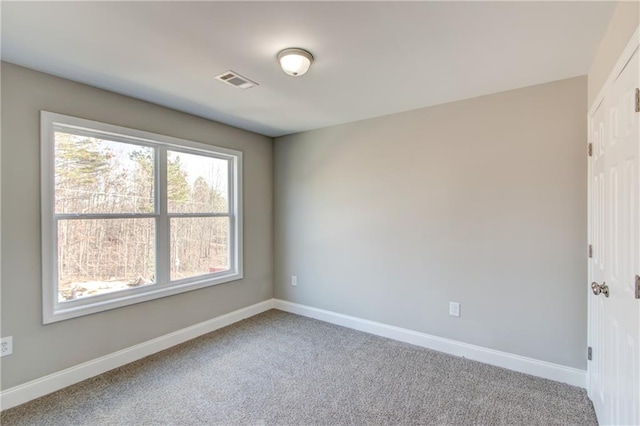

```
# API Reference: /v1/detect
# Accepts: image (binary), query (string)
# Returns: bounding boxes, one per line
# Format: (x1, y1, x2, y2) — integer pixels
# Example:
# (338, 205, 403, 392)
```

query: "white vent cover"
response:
(214, 70, 258, 89)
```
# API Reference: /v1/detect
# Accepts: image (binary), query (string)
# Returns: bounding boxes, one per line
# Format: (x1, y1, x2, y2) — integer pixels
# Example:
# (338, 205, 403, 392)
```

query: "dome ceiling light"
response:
(277, 48, 314, 77)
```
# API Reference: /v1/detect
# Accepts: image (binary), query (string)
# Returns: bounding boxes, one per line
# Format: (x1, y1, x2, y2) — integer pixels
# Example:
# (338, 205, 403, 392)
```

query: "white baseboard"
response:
(0, 299, 275, 411)
(1, 297, 586, 411)
(273, 299, 586, 388)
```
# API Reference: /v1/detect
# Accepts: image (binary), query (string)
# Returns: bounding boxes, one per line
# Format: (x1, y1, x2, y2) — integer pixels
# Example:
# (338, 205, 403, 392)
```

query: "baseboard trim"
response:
(1, 297, 586, 411)
(0, 299, 275, 411)
(273, 299, 586, 388)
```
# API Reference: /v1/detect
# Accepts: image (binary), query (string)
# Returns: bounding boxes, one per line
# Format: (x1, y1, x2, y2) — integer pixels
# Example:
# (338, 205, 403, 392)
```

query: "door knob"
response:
(591, 281, 610, 298)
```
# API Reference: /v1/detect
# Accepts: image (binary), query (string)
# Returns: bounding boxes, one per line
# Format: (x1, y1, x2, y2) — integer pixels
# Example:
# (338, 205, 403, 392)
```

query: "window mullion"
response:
(156, 147, 170, 284)
(228, 158, 236, 273)
(55, 213, 158, 220)
(167, 212, 230, 218)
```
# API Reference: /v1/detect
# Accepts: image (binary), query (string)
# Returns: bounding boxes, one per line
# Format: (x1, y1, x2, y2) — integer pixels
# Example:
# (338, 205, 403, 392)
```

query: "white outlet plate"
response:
(1, 336, 13, 357)
(291, 275, 298, 286)
(449, 302, 460, 317)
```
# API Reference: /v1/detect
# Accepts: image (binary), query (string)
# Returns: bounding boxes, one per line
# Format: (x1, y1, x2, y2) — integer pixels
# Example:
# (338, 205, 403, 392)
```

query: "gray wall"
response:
(0, 62, 273, 390)
(0, 60, 590, 390)
(275, 76, 588, 369)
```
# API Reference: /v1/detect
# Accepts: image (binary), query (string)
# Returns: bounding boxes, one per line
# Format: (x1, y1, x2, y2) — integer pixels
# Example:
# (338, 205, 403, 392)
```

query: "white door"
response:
(588, 43, 640, 425)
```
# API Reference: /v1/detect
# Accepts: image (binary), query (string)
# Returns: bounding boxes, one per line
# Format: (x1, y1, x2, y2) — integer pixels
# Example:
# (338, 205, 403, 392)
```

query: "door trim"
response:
(589, 27, 640, 117)
(586, 25, 640, 396)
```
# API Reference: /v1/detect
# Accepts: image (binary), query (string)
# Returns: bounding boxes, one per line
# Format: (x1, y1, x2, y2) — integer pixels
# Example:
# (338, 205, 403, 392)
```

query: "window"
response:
(41, 112, 243, 323)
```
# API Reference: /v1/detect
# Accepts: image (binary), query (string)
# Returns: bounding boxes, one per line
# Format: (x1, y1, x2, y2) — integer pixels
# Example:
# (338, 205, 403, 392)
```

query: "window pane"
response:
(57, 218, 155, 302)
(167, 151, 228, 213)
(54, 131, 155, 214)
(170, 217, 229, 281)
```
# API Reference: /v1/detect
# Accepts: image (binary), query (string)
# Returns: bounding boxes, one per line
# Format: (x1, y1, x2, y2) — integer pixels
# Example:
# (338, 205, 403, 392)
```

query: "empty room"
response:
(1, 1, 639, 425)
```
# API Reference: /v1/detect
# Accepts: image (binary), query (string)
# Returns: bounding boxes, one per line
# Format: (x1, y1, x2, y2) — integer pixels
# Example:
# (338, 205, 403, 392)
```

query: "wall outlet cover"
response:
(1, 336, 13, 357)
(449, 302, 460, 317)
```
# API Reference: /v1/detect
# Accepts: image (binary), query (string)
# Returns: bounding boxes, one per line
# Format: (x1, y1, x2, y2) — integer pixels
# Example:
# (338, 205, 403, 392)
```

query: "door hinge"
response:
(588, 143, 593, 157)
(588, 244, 593, 258)
(635, 88, 639, 113)
(588, 346, 592, 361)
(635, 275, 640, 299)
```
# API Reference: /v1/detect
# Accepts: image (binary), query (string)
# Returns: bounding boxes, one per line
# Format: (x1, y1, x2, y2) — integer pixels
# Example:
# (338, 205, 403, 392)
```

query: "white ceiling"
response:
(2, 1, 615, 137)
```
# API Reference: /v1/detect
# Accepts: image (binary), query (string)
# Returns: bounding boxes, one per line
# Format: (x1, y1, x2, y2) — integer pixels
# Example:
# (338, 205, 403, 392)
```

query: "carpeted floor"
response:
(1, 310, 597, 425)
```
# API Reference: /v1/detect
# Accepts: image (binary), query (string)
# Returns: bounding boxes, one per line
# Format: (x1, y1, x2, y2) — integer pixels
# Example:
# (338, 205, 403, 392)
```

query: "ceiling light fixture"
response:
(277, 48, 314, 77)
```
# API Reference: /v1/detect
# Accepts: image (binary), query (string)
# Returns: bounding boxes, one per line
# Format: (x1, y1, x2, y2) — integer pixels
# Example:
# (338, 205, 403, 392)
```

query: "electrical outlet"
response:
(1, 337, 13, 357)
(291, 275, 298, 286)
(449, 302, 460, 317)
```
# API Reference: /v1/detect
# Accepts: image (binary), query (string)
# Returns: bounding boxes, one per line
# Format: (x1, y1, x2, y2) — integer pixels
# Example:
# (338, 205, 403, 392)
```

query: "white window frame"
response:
(41, 111, 243, 324)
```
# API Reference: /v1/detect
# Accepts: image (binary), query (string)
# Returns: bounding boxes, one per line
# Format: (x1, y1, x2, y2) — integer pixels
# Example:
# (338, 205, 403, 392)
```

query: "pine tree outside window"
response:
(41, 112, 243, 323)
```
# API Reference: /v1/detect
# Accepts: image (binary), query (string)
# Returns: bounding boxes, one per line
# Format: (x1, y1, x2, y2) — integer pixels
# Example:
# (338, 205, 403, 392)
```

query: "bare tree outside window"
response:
(42, 112, 242, 323)
(54, 135, 231, 302)
(167, 150, 230, 281)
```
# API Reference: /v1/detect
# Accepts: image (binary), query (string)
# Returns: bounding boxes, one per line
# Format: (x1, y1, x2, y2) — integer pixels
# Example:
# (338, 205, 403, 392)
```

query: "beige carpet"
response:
(1, 310, 596, 425)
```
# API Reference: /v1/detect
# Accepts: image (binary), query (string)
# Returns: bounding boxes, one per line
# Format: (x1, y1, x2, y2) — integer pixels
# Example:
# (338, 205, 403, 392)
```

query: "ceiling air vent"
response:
(214, 70, 258, 90)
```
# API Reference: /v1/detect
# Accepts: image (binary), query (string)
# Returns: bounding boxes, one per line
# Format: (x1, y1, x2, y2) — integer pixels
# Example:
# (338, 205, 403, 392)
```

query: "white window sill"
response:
(44, 271, 243, 324)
